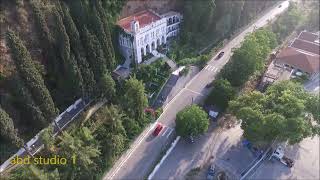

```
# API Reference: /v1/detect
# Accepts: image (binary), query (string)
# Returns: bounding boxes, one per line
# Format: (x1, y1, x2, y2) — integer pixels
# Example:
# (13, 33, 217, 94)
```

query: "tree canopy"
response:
(6, 30, 58, 122)
(175, 105, 209, 138)
(229, 81, 319, 145)
(220, 28, 277, 87)
(98, 72, 116, 101)
(0, 107, 24, 147)
(122, 77, 148, 123)
(205, 79, 236, 110)
(58, 127, 100, 179)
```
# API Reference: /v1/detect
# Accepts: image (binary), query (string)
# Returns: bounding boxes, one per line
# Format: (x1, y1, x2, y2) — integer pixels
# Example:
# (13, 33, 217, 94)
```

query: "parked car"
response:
(207, 164, 215, 180)
(153, 123, 163, 136)
(216, 51, 225, 60)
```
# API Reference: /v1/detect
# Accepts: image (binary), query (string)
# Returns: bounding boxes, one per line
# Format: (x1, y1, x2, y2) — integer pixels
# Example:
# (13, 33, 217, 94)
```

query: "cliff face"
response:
(119, 0, 182, 18)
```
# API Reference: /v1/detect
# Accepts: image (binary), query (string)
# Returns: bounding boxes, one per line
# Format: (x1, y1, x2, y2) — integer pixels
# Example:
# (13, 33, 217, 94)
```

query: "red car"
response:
(153, 123, 163, 136)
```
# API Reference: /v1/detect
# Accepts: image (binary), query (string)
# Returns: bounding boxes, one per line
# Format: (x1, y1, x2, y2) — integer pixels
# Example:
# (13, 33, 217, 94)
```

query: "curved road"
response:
(104, 1, 290, 179)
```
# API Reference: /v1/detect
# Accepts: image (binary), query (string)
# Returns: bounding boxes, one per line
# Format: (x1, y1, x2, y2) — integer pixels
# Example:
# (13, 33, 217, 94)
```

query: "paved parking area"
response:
(248, 136, 320, 180)
(153, 122, 259, 180)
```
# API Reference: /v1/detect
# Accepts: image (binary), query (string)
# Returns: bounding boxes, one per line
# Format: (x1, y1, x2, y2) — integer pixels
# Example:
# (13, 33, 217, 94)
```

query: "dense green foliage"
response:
(271, 3, 304, 42)
(122, 77, 148, 123)
(9, 165, 60, 180)
(99, 72, 116, 100)
(171, 0, 277, 61)
(205, 79, 236, 111)
(229, 81, 319, 145)
(6, 30, 58, 122)
(176, 55, 209, 68)
(0, 107, 24, 147)
(175, 105, 209, 138)
(219, 28, 277, 87)
(39, 126, 54, 152)
(134, 60, 171, 103)
(2, 0, 121, 170)
(60, 2, 96, 97)
(82, 27, 107, 83)
(52, 8, 84, 103)
(93, 105, 128, 170)
(57, 127, 101, 179)
(10, 76, 47, 128)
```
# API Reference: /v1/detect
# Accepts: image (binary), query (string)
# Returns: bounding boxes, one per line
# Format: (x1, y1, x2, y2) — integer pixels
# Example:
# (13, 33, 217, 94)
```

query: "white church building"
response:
(117, 9, 182, 67)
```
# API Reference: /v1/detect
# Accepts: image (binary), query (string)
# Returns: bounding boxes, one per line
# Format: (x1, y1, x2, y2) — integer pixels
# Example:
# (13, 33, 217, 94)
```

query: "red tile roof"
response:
(117, 10, 161, 32)
(298, 31, 319, 42)
(290, 38, 320, 55)
(276, 47, 319, 74)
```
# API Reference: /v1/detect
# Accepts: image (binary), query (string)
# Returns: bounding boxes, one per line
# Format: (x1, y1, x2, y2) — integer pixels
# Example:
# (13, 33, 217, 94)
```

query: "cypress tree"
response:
(95, 0, 115, 60)
(60, 2, 96, 97)
(30, 1, 58, 76)
(11, 76, 47, 128)
(52, 8, 84, 99)
(6, 30, 58, 122)
(0, 107, 24, 147)
(89, 3, 115, 70)
(81, 27, 107, 84)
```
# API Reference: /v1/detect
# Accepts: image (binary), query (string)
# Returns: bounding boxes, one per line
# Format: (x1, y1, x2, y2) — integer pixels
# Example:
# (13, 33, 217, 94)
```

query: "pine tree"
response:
(6, 30, 58, 122)
(0, 107, 24, 147)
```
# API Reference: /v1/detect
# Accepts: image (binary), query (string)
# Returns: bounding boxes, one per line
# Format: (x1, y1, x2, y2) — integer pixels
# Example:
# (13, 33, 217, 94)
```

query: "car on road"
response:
(216, 51, 224, 60)
(278, 4, 282, 8)
(153, 123, 163, 136)
(207, 164, 215, 180)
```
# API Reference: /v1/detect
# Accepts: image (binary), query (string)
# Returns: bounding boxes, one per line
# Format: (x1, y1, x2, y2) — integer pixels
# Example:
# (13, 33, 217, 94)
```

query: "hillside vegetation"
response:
(0, 0, 124, 163)
(169, 0, 278, 61)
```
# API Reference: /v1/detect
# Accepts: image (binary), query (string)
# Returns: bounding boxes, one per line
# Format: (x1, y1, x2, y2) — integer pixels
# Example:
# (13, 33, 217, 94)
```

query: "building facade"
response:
(117, 10, 182, 67)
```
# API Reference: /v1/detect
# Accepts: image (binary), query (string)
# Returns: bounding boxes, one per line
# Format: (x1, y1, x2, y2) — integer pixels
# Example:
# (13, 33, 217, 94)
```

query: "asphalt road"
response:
(104, 1, 290, 179)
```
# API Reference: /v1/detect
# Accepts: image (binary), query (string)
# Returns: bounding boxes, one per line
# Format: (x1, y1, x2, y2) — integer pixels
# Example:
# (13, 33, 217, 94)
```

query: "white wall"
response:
(133, 18, 167, 63)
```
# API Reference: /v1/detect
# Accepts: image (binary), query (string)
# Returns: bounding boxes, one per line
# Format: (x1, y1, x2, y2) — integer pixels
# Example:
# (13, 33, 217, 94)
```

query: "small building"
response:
(274, 31, 320, 80)
(117, 9, 182, 67)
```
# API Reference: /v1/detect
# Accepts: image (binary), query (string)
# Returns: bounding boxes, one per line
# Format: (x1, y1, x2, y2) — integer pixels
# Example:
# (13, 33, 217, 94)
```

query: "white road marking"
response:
(166, 129, 173, 138)
(161, 127, 169, 137)
(107, 123, 156, 179)
(205, 65, 219, 72)
(148, 136, 181, 180)
(185, 88, 204, 96)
